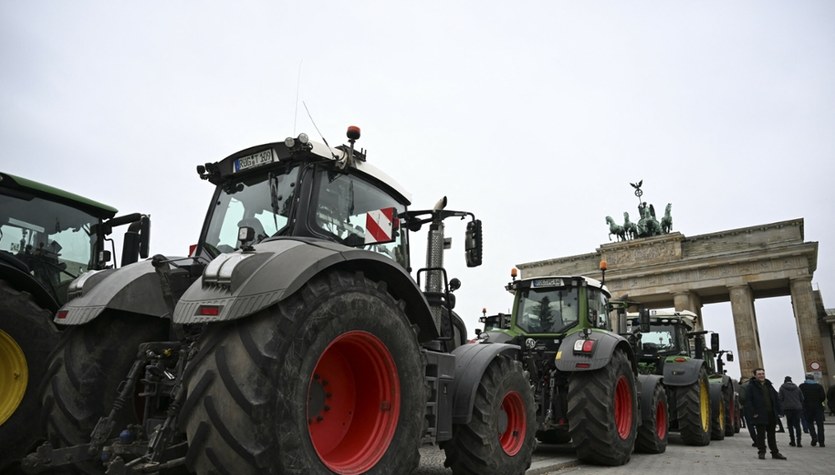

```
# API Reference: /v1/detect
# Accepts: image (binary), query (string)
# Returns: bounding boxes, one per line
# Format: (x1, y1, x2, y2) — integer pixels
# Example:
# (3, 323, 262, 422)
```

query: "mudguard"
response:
(57, 260, 175, 325)
(638, 374, 664, 422)
(554, 330, 635, 373)
(172, 237, 439, 341)
(450, 342, 520, 424)
(662, 358, 705, 387)
(0, 261, 59, 312)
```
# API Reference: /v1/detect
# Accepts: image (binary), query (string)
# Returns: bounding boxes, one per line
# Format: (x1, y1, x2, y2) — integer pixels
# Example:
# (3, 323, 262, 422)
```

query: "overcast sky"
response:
(2, 1, 834, 383)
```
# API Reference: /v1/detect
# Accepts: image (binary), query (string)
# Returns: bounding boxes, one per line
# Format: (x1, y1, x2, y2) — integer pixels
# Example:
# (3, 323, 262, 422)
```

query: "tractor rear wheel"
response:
(723, 385, 736, 437)
(40, 313, 170, 473)
(442, 354, 535, 474)
(0, 280, 59, 471)
(181, 271, 425, 475)
(676, 367, 711, 446)
(635, 381, 668, 454)
(567, 349, 637, 466)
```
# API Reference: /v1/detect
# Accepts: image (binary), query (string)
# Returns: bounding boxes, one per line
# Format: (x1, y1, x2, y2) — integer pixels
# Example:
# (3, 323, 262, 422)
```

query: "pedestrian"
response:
(739, 377, 758, 446)
(778, 376, 804, 447)
(744, 368, 787, 460)
(799, 373, 826, 447)
(827, 382, 835, 417)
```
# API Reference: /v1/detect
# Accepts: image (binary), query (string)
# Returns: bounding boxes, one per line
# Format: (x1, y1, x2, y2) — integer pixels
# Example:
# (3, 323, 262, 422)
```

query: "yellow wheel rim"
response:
(699, 379, 709, 431)
(718, 398, 725, 432)
(0, 329, 28, 425)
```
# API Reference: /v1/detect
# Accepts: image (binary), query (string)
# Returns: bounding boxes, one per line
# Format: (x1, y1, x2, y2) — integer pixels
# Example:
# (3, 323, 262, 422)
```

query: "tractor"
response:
(626, 309, 737, 445)
(23, 127, 536, 474)
(0, 172, 149, 471)
(474, 269, 668, 465)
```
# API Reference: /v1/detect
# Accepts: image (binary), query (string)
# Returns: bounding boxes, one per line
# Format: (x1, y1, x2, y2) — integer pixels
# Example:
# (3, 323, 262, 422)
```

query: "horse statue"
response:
(623, 212, 638, 240)
(605, 216, 626, 242)
(661, 203, 673, 233)
(637, 202, 662, 238)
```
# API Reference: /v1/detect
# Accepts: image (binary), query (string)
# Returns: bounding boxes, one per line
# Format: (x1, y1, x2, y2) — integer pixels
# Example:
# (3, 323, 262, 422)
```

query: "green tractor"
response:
(626, 309, 737, 445)
(475, 270, 668, 465)
(0, 172, 149, 470)
(24, 127, 536, 475)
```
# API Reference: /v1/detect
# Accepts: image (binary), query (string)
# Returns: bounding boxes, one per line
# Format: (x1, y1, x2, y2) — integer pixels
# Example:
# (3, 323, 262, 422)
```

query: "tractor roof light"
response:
(510, 267, 518, 280)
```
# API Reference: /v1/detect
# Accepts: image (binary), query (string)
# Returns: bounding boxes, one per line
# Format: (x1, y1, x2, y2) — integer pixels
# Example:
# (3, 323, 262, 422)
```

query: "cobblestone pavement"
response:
(417, 421, 834, 474)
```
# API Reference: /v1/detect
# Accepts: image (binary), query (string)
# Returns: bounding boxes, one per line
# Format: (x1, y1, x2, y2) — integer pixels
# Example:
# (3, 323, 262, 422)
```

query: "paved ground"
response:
(417, 420, 834, 474)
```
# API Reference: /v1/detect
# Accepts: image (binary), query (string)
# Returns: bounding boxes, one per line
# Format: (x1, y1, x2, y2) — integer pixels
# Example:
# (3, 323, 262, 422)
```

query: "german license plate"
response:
(233, 149, 273, 172)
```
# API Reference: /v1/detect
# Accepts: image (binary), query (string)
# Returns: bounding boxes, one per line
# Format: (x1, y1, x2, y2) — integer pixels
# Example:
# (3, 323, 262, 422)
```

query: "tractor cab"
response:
(195, 130, 412, 269)
(626, 310, 699, 373)
(0, 173, 149, 309)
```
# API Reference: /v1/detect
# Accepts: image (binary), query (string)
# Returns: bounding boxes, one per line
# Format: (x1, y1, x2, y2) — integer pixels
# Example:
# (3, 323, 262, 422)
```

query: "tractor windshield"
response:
(203, 165, 301, 253)
(312, 170, 408, 269)
(0, 193, 101, 303)
(515, 286, 580, 334)
(641, 324, 677, 354)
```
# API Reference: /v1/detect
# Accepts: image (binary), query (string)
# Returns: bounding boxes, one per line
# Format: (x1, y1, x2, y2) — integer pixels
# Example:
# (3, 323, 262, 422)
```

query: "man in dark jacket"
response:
(744, 368, 787, 459)
(740, 378, 758, 445)
(799, 373, 826, 447)
(779, 376, 804, 446)
(827, 383, 835, 417)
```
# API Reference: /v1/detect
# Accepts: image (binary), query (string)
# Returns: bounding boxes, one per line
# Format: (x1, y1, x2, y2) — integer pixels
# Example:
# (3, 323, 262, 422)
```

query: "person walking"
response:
(744, 368, 787, 460)
(779, 376, 804, 447)
(740, 377, 758, 446)
(799, 373, 826, 447)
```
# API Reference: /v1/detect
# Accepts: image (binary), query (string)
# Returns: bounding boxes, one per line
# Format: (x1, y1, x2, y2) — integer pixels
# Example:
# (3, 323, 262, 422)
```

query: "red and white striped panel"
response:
(365, 207, 396, 244)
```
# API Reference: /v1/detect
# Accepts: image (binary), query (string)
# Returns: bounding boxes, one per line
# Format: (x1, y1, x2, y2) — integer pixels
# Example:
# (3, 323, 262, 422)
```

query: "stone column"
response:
(674, 291, 705, 331)
(729, 285, 763, 377)
(790, 276, 829, 378)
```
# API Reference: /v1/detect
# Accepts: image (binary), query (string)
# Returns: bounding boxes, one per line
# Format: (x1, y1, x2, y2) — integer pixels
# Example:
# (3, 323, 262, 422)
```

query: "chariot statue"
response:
(604, 180, 673, 241)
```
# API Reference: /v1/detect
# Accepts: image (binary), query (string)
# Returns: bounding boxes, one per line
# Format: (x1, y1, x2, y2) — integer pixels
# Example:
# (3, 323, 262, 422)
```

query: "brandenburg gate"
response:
(517, 218, 831, 383)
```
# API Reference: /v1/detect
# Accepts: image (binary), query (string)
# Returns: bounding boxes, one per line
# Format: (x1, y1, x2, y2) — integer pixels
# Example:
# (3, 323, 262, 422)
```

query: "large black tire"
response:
(181, 271, 426, 475)
(442, 355, 535, 474)
(536, 429, 571, 444)
(635, 381, 668, 454)
(0, 280, 59, 472)
(567, 349, 638, 466)
(676, 366, 711, 446)
(40, 313, 170, 473)
(709, 385, 726, 441)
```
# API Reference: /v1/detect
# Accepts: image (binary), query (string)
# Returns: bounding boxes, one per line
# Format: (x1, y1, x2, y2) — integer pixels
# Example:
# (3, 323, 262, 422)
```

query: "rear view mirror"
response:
(710, 333, 720, 352)
(639, 308, 651, 333)
(726, 352, 734, 362)
(465, 219, 482, 268)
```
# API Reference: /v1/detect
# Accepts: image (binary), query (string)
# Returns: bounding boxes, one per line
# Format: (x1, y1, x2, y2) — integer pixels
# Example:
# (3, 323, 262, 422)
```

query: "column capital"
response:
(789, 275, 813, 284)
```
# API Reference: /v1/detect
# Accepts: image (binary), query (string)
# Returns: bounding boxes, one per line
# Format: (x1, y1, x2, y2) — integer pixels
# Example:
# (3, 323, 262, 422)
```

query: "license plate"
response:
(233, 150, 273, 172)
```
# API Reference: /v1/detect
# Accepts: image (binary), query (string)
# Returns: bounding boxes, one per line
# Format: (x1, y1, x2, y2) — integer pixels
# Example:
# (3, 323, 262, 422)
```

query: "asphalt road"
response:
(416, 420, 835, 475)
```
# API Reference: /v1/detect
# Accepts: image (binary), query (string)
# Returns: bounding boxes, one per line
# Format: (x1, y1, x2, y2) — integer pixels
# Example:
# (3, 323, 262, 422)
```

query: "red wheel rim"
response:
(307, 331, 400, 474)
(498, 390, 526, 456)
(656, 399, 667, 439)
(613, 376, 633, 439)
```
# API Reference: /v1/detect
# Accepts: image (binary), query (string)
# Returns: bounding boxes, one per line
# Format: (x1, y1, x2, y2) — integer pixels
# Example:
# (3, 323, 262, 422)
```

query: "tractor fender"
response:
(661, 358, 705, 387)
(637, 374, 665, 422)
(172, 237, 439, 341)
(57, 260, 174, 325)
(554, 330, 636, 373)
(709, 381, 724, 410)
(450, 342, 520, 424)
(0, 260, 59, 312)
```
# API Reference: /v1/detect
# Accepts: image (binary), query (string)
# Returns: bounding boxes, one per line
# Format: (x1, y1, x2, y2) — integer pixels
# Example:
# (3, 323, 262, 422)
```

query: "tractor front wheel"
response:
(710, 385, 726, 441)
(442, 354, 535, 474)
(567, 349, 638, 466)
(181, 271, 425, 475)
(724, 385, 736, 437)
(635, 381, 668, 454)
(676, 367, 711, 446)
(0, 280, 59, 471)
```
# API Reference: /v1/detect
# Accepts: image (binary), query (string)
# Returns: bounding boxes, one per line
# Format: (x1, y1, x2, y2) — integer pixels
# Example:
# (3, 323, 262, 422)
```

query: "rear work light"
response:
(573, 339, 596, 354)
(56, 310, 68, 319)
